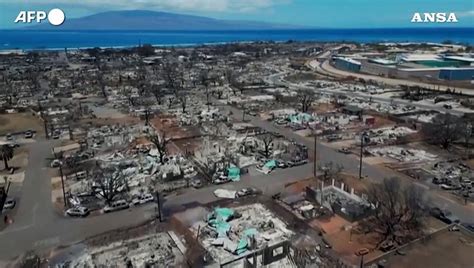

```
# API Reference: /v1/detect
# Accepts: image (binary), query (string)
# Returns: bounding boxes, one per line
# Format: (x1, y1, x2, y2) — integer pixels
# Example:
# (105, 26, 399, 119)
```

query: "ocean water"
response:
(0, 28, 472, 50)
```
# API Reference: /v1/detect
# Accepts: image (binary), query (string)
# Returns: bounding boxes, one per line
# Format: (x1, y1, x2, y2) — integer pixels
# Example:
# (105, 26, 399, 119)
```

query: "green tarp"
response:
(236, 228, 258, 255)
(208, 207, 235, 237)
(264, 160, 277, 169)
(236, 238, 249, 255)
(227, 167, 241, 181)
(215, 207, 234, 221)
(289, 113, 313, 123)
(243, 228, 258, 237)
(215, 221, 231, 238)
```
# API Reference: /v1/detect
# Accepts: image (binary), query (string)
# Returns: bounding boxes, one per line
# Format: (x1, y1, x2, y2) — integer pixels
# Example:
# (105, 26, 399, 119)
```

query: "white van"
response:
(103, 199, 129, 213)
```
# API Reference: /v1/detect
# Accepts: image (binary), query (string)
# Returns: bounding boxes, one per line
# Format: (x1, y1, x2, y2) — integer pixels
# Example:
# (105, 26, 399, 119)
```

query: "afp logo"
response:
(411, 12, 458, 23)
(14, 8, 65, 26)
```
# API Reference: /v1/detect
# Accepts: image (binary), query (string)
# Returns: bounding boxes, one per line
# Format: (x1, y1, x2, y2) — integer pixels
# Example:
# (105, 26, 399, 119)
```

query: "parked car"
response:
(443, 104, 452, 109)
(327, 134, 342, 142)
(432, 177, 446, 185)
(3, 198, 16, 210)
(6, 133, 13, 140)
(287, 159, 308, 167)
(430, 207, 460, 224)
(66, 206, 89, 217)
(461, 223, 474, 233)
(24, 131, 33, 139)
(191, 179, 203, 188)
(7, 143, 19, 148)
(132, 194, 154, 205)
(50, 159, 62, 168)
(276, 160, 288, 169)
(103, 200, 129, 213)
(236, 187, 261, 198)
(338, 147, 351, 154)
(213, 177, 229, 185)
(440, 184, 454, 190)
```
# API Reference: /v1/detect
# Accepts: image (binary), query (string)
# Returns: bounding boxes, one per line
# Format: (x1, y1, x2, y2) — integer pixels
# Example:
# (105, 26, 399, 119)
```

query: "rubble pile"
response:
(367, 126, 416, 144)
(367, 146, 438, 162)
(192, 203, 293, 263)
(54, 233, 184, 267)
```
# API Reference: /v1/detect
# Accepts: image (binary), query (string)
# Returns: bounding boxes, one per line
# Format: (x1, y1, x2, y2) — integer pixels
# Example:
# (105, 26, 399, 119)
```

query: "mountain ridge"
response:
(26, 10, 305, 30)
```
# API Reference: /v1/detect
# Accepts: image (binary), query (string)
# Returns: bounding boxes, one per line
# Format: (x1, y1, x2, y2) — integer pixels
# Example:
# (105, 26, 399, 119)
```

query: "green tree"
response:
(0, 145, 14, 170)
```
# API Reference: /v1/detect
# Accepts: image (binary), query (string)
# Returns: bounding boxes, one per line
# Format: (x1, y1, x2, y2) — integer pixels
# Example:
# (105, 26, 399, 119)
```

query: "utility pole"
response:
(466, 123, 472, 159)
(0, 180, 12, 212)
(314, 128, 324, 204)
(359, 254, 365, 268)
(359, 132, 365, 179)
(155, 191, 163, 222)
(5, 180, 11, 194)
(43, 118, 49, 139)
(39, 101, 49, 139)
(144, 108, 150, 126)
(58, 164, 68, 208)
(313, 130, 317, 179)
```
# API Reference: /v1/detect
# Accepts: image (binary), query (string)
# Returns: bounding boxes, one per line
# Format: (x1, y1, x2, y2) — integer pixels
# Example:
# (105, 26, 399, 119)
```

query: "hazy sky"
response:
(0, 0, 473, 28)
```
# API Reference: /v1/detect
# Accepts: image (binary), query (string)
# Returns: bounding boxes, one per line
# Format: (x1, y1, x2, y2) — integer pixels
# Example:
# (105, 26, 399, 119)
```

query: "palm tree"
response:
(0, 145, 14, 170)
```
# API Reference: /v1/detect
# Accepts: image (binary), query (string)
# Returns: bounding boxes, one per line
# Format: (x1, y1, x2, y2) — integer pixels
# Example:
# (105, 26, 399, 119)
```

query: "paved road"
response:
(267, 72, 474, 215)
(265, 65, 474, 212)
(0, 156, 313, 260)
(13, 141, 58, 227)
(268, 71, 467, 117)
(312, 58, 474, 96)
(1, 89, 473, 261)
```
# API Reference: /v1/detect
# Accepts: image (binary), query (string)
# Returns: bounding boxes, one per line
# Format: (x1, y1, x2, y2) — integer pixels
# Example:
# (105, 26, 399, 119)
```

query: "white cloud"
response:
(456, 10, 474, 17)
(1, 0, 288, 13)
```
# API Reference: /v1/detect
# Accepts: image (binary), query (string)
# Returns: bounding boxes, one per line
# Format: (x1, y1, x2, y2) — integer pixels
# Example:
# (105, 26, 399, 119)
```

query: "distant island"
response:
(26, 10, 303, 31)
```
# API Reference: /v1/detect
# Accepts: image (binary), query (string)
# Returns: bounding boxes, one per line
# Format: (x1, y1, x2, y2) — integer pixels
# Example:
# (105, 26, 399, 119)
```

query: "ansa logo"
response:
(411, 12, 458, 23)
(14, 8, 65, 26)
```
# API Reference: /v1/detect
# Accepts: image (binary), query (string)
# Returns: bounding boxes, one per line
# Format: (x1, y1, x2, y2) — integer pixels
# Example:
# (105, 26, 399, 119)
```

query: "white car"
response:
(132, 194, 154, 205)
(103, 200, 129, 213)
(236, 187, 261, 198)
(50, 159, 62, 168)
(24, 131, 33, 139)
(66, 206, 89, 217)
(3, 198, 16, 210)
(256, 167, 273, 174)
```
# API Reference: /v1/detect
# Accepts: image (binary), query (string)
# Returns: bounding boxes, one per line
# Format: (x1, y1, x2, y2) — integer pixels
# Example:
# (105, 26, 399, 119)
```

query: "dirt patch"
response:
(312, 215, 351, 235)
(464, 159, 474, 169)
(0, 117, 8, 126)
(313, 102, 336, 113)
(285, 72, 320, 83)
(371, 115, 397, 128)
(384, 229, 474, 268)
(283, 177, 314, 193)
(173, 137, 204, 155)
(80, 116, 140, 127)
(337, 173, 373, 194)
(0, 113, 43, 136)
(150, 115, 201, 140)
(325, 228, 382, 265)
